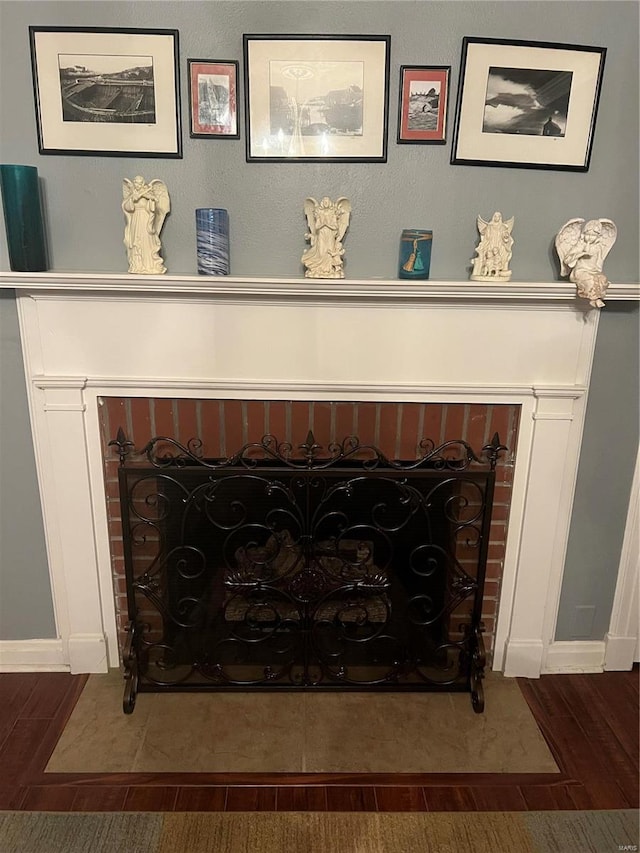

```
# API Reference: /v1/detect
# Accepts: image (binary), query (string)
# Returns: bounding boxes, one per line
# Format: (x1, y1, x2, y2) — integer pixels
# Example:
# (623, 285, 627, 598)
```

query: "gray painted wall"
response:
(0, 1, 638, 642)
(0, 292, 56, 639)
(558, 303, 640, 640)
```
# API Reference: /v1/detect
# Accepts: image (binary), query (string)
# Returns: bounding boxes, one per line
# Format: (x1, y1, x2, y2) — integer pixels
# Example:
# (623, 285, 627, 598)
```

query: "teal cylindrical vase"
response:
(195, 208, 229, 275)
(399, 229, 432, 280)
(0, 165, 48, 272)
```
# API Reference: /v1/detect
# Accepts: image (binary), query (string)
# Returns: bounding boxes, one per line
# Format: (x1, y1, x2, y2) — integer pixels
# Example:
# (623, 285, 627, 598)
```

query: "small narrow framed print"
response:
(29, 26, 182, 157)
(188, 59, 239, 138)
(243, 34, 391, 162)
(397, 65, 450, 144)
(451, 37, 606, 171)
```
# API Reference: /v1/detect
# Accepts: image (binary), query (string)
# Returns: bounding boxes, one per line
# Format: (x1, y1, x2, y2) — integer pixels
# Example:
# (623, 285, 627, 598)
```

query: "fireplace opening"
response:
(99, 400, 519, 658)
(109, 423, 507, 714)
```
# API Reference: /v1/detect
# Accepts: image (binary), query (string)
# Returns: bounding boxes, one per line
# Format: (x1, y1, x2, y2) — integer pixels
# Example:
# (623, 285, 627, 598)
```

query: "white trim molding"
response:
(544, 641, 606, 673)
(2, 271, 639, 302)
(0, 639, 67, 672)
(604, 447, 640, 670)
(3, 272, 635, 675)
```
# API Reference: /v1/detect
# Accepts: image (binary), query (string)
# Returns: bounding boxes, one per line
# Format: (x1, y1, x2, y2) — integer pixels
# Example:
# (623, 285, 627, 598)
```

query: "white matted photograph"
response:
(451, 37, 606, 171)
(29, 27, 182, 157)
(243, 34, 390, 162)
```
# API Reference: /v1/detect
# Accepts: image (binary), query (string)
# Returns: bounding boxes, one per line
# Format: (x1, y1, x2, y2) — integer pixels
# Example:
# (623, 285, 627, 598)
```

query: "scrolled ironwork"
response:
(112, 430, 495, 473)
(115, 429, 505, 711)
(109, 426, 135, 466)
(482, 432, 509, 471)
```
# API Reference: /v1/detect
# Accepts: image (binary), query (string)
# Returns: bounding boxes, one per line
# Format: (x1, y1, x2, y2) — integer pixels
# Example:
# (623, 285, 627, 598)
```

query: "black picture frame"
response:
(243, 34, 391, 162)
(188, 59, 240, 139)
(29, 26, 182, 158)
(450, 37, 606, 171)
(397, 65, 450, 144)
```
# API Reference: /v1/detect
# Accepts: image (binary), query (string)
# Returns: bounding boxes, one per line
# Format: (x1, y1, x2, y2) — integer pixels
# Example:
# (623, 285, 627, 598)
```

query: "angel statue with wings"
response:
(470, 211, 514, 281)
(302, 196, 351, 279)
(555, 218, 617, 309)
(122, 176, 170, 274)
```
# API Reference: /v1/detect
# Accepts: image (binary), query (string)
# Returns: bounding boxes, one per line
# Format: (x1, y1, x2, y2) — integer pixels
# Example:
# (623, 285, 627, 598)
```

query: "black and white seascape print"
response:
(482, 66, 572, 137)
(58, 53, 156, 123)
(407, 80, 441, 132)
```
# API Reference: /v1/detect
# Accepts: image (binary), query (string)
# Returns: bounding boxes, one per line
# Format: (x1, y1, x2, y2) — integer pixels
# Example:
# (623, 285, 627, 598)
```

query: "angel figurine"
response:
(122, 176, 170, 274)
(470, 212, 514, 281)
(555, 218, 617, 308)
(302, 196, 351, 279)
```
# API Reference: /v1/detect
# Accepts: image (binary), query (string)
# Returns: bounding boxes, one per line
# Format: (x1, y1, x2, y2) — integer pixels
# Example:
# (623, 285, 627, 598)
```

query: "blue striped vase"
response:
(195, 208, 229, 275)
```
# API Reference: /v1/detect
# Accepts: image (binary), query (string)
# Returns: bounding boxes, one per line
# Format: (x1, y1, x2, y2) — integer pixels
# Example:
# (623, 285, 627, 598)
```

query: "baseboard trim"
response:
(502, 639, 545, 678)
(604, 633, 638, 671)
(543, 640, 605, 673)
(68, 633, 109, 674)
(0, 638, 68, 672)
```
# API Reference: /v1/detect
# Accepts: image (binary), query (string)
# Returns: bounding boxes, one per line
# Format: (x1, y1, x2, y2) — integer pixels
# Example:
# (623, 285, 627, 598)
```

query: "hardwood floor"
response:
(0, 668, 637, 812)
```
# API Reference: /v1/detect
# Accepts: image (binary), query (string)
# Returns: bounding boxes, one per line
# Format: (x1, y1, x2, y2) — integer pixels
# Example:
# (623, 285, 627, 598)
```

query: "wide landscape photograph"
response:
(482, 65, 572, 136)
(58, 52, 156, 123)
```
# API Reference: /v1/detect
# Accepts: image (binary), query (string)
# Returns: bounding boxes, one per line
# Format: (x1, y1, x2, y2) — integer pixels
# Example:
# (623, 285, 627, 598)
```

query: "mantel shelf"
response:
(1, 270, 639, 304)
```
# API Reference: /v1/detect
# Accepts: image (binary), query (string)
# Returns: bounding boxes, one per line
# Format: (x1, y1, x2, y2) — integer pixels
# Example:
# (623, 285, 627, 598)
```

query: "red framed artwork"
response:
(397, 65, 450, 144)
(188, 59, 239, 138)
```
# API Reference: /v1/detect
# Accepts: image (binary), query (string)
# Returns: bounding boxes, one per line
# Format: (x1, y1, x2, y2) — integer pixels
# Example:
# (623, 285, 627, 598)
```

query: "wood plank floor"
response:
(0, 668, 637, 812)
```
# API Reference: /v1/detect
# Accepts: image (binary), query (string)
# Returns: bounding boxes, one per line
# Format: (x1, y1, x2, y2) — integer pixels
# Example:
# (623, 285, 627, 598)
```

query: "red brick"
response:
(422, 404, 444, 449)
(246, 401, 267, 444)
(487, 405, 513, 453)
(129, 398, 152, 446)
(356, 402, 377, 447)
(443, 403, 465, 444)
(485, 561, 504, 581)
(484, 581, 500, 599)
(493, 483, 512, 503)
(152, 398, 175, 441)
(466, 404, 489, 454)
(378, 403, 398, 459)
(335, 402, 356, 446)
(481, 599, 498, 619)
(176, 399, 200, 450)
(105, 398, 128, 443)
(398, 403, 421, 460)
(264, 401, 286, 445)
(311, 401, 332, 449)
(490, 504, 511, 522)
(200, 400, 223, 457)
(487, 542, 506, 561)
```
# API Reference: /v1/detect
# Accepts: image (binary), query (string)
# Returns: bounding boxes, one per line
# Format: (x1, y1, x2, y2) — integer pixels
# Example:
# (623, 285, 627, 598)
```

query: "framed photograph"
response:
(243, 34, 391, 162)
(188, 59, 239, 138)
(29, 26, 182, 157)
(451, 38, 606, 171)
(397, 66, 450, 144)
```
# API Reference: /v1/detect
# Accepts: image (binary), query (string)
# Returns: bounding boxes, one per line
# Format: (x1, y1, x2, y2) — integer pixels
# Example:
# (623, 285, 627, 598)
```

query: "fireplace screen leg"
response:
(470, 626, 486, 713)
(122, 620, 139, 714)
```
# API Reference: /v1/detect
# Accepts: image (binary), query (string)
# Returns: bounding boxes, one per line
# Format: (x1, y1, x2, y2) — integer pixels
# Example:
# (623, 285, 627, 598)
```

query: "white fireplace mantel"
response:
(4, 270, 640, 301)
(2, 271, 639, 677)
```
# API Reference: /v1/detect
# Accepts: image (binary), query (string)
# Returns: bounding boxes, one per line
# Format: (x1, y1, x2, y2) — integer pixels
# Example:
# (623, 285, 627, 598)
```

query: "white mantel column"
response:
(503, 388, 587, 678)
(31, 378, 107, 672)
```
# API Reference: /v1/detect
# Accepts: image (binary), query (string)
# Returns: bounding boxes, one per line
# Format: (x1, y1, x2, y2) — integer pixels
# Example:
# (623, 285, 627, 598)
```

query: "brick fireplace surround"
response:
(99, 396, 520, 662)
(4, 272, 639, 678)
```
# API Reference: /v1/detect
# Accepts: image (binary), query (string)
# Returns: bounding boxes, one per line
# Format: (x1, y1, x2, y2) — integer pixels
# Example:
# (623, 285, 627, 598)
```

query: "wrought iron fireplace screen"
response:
(111, 430, 506, 713)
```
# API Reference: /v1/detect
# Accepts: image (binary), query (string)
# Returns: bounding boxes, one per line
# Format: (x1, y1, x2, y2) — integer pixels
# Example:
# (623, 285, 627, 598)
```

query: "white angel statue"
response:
(122, 176, 170, 274)
(302, 196, 351, 279)
(555, 218, 617, 308)
(470, 212, 514, 281)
